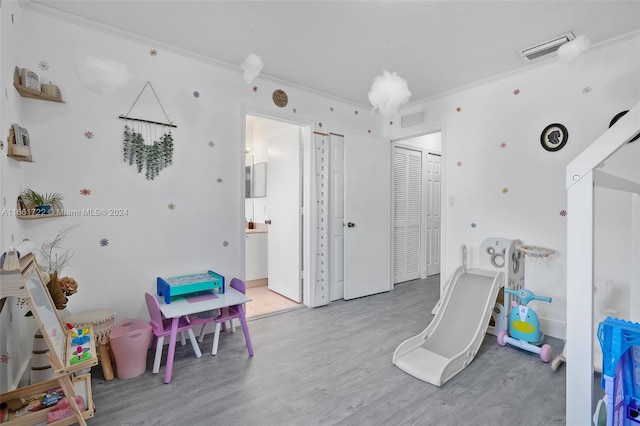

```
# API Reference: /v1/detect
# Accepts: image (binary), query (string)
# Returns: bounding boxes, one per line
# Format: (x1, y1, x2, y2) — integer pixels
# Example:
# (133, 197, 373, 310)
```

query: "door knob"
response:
(347, 222, 355, 228)
(265, 219, 272, 225)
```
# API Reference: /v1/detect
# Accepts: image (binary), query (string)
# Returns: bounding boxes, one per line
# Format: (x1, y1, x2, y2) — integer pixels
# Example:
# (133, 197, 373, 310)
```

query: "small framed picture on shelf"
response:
(11, 123, 30, 146)
(9, 123, 32, 159)
(20, 68, 41, 92)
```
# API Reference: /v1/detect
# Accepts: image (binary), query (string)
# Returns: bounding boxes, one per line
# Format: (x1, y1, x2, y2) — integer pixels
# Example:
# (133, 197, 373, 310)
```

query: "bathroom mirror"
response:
(245, 155, 254, 198)
(253, 162, 267, 198)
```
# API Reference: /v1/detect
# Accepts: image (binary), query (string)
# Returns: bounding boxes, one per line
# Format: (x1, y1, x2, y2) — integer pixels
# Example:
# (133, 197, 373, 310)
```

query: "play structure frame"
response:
(566, 102, 640, 425)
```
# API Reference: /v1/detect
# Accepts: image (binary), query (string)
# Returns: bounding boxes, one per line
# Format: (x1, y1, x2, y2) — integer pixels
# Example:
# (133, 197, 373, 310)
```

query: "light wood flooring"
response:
(245, 284, 302, 318)
(87, 276, 599, 425)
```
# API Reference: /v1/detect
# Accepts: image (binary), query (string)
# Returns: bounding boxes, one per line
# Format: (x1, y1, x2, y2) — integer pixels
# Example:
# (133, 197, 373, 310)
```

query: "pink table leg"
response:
(237, 305, 254, 356)
(164, 317, 179, 383)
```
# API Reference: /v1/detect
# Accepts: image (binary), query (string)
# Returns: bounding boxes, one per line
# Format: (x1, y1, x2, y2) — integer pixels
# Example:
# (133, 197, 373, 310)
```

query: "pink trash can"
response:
(110, 319, 152, 379)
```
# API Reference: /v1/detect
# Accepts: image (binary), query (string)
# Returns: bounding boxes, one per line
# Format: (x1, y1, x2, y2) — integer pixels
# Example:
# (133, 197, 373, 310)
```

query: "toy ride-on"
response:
(497, 288, 553, 362)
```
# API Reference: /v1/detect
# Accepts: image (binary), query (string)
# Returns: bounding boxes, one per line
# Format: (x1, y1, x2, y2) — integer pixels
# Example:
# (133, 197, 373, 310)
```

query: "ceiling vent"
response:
(519, 32, 575, 62)
(400, 110, 427, 128)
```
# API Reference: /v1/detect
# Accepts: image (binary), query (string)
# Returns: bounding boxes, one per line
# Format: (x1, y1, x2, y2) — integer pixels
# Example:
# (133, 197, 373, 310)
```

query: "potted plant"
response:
(20, 188, 63, 214)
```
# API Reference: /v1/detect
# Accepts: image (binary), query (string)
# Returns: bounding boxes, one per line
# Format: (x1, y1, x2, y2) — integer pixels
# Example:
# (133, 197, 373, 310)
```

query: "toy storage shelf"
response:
(0, 253, 96, 425)
(0, 374, 94, 426)
(13, 67, 64, 103)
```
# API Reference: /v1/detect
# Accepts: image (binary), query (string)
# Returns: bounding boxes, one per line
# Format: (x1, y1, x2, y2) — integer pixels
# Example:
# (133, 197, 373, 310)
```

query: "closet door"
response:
(426, 152, 442, 276)
(393, 147, 422, 284)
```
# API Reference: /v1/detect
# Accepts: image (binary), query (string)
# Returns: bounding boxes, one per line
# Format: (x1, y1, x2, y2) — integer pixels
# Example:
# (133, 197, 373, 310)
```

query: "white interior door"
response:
(426, 152, 441, 276)
(267, 129, 302, 302)
(329, 134, 345, 301)
(393, 147, 422, 283)
(343, 133, 392, 300)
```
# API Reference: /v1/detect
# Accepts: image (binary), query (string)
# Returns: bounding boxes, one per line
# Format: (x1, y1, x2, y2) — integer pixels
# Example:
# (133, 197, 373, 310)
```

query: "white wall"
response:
(0, 7, 380, 329)
(0, 2, 40, 392)
(388, 36, 640, 338)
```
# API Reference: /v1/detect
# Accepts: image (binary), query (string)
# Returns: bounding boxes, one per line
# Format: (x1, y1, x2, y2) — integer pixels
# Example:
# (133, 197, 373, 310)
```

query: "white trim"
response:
(20, 0, 372, 110)
(403, 30, 640, 108)
(241, 106, 314, 308)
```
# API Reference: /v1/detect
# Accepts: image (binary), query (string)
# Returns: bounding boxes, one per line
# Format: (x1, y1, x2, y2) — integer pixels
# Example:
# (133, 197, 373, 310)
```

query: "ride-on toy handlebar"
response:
(504, 288, 552, 305)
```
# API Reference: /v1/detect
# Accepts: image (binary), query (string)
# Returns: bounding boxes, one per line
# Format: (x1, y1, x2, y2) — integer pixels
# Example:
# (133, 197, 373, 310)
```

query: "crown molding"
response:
(19, 0, 373, 110)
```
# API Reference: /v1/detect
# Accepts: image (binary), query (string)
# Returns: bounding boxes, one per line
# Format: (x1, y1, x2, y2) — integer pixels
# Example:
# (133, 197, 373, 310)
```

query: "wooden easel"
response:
(0, 251, 96, 425)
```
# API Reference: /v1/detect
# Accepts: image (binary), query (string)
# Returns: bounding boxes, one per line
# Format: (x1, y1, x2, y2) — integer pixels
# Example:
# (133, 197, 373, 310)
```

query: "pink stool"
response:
(110, 319, 153, 379)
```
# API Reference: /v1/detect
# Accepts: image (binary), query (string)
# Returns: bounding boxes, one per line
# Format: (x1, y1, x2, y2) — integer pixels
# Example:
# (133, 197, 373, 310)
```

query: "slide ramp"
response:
(393, 266, 504, 386)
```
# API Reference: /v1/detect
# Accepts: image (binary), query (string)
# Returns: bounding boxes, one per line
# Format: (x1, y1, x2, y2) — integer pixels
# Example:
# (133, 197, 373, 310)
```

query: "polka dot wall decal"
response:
(471, 223, 477, 228)
(253, 86, 258, 92)
(193, 91, 200, 98)
(330, 107, 334, 112)
(80, 188, 91, 196)
(354, 110, 359, 115)
(216, 178, 223, 183)
(502, 187, 509, 194)
(222, 241, 229, 247)
(38, 60, 49, 71)
(5, 89, 8, 100)
(457, 161, 462, 166)
(168, 203, 176, 210)
(149, 49, 158, 56)
(99, 238, 109, 247)
(292, 108, 297, 113)
(582, 86, 592, 94)
(456, 106, 462, 112)
(208, 141, 215, 147)
(500, 142, 507, 148)
(559, 209, 567, 217)
(513, 89, 520, 95)
(84, 131, 94, 140)
(389, 121, 393, 126)
(0, 140, 4, 150)
(368, 130, 371, 133)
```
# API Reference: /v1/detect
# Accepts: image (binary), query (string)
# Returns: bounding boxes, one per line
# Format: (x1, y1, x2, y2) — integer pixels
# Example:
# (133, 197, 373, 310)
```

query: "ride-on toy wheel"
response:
(497, 330, 508, 347)
(540, 344, 552, 363)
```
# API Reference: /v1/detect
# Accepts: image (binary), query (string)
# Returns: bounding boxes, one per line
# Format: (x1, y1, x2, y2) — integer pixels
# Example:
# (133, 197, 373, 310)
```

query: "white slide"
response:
(393, 262, 504, 386)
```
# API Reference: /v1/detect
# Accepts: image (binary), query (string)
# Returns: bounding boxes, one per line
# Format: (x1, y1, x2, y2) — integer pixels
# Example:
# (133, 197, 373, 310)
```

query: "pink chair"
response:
(187, 309, 218, 343)
(144, 293, 202, 375)
(211, 278, 254, 356)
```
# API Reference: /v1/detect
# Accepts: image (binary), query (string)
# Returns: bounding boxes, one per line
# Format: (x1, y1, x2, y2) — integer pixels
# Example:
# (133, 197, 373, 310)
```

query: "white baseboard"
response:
(540, 317, 566, 340)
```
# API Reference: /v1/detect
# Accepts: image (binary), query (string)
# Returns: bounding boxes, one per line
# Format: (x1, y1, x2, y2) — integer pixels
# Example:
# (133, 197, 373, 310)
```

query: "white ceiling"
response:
(25, 1, 640, 107)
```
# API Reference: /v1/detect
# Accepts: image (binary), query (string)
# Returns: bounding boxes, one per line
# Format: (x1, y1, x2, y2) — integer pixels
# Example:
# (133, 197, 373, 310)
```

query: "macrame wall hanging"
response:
(119, 81, 177, 180)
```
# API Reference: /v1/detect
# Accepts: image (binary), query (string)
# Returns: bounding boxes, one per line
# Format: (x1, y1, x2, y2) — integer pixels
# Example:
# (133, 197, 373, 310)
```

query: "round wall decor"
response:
(272, 89, 288, 108)
(540, 123, 568, 152)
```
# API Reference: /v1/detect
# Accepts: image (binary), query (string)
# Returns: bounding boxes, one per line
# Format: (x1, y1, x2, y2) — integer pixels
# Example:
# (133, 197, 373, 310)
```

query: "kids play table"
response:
(156, 287, 251, 383)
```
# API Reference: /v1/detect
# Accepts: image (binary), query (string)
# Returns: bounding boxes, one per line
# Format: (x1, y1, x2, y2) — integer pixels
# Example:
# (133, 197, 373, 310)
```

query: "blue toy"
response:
(497, 288, 553, 362)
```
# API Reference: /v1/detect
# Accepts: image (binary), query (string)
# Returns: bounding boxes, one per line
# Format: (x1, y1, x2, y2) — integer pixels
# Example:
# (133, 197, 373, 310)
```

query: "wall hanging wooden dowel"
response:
(117, 115, 177, 128)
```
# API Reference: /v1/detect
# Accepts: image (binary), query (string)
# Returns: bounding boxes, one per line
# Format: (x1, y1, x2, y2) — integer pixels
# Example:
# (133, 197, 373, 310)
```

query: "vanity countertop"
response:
(244, 228, 268, 234)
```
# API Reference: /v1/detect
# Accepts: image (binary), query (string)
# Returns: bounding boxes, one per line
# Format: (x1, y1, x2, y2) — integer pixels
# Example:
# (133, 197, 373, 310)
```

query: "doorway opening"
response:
(392, 131, 442, 284)
(244, 114, 307, 318)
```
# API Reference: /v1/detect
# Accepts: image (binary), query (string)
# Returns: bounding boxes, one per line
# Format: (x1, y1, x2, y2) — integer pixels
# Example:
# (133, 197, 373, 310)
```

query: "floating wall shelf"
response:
(13, 67, 64, 103)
